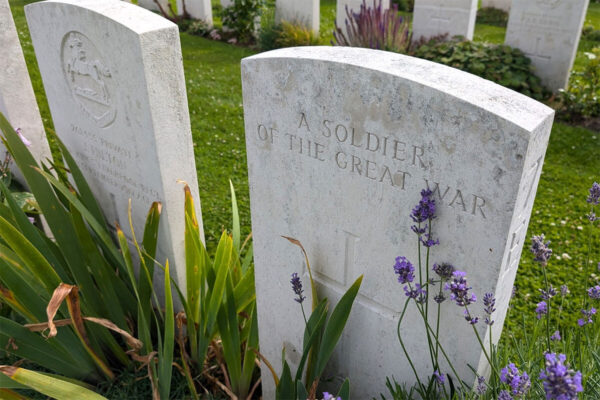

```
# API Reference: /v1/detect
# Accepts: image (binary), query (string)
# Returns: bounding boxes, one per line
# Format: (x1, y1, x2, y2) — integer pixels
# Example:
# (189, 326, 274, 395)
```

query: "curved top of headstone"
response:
(243, 46, 554, 133)
(26, 0, 175, 34)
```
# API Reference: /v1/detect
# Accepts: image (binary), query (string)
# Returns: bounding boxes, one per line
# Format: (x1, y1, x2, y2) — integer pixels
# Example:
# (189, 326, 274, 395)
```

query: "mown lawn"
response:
(7, 0, 600, 338)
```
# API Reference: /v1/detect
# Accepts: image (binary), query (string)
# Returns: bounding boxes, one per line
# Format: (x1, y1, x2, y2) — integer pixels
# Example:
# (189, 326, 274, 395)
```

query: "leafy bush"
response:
(221, 0, 265, 44)
(333, 0, 411, 54)
(259, 20, 320, 51)
(582, 25, 600, 42)
(559, 48, 600, 120)
(476, 7, 508, 27)
(391, 0, 413, 12)
(182, 19, 212, 37)
(412, 38, 551, 100)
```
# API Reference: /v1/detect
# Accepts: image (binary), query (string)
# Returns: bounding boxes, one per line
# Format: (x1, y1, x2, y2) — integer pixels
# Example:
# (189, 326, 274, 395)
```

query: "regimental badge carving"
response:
(535, 0, 561, 9)
(61, 31, 116, 128)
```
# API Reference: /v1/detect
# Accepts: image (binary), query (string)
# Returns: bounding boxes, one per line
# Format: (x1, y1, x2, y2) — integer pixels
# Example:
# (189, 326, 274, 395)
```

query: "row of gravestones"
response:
(1, 0, 555, 398)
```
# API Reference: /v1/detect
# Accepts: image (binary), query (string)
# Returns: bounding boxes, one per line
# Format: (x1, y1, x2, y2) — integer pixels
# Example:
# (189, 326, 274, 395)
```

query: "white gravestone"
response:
(25, 0, 203, 295)
(336, 0, 391, 37)
(176, 0, 212, 24)
(275, 0, 320, 33)
(505, 0, 589, 92)
(481, 0, 511, 12)
(242, 47, 554, 398)
(412, 0, 478, 41)
(0, 0, 52, 186)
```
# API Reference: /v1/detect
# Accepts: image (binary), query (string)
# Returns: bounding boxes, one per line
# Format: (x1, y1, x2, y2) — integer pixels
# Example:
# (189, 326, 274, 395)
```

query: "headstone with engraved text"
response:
(505, 0, 589, 91)
(0, 0, 52, 186)
(25, 0, 203, 295)
(412, 0, 478, 41)
(242, 47, 554, 398)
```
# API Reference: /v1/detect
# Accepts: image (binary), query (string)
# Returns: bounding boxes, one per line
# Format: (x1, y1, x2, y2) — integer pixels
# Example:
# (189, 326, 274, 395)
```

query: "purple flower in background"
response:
(540, 285, 557, 300)
(476, 376, 487, 395)
(539, 353, 583, 400)
(500, 363, 531, 398)
(536, 301, 548, 319)
(530, 234, 552, 264)
(511, 286, 518, 299)
(404, 283, 427, 304)
(433, 262, 455, 281)
(434, 293, 446, 304)
(15, 128, 31, 147)
(464, 310, 479, 325)
(577, 307, 596, 327)
(445, 271, 476, 306)
(323, 392, 341, 400)
(433, 370, 445, 385)
(498, 390, 513, 400)
(588, 286, 600, 300)
(560, 285, 569, 297)
(394, 256, 415, 284)
(420, 232, 439, 248)
(551, 331, 561, 341)
(588, 212, 597, 222)
(290, 273, 305, 304)
(483, 292, 496, 325)
(587, 182, 600, 205)
(410, 189, 436, 224)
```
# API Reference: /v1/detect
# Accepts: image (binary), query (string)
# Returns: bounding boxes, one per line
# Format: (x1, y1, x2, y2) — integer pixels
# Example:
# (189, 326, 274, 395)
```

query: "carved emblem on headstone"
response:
(61, 31, 116, 128)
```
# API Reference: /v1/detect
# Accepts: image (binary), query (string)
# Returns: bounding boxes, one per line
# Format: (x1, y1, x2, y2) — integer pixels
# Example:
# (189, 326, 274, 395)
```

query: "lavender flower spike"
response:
(403, 283, 427, 304)
(476, 376, 487, 395)
(577, 307, 596, 326)
(323, 392, 341, 400)
(588, 285, 600, 300)
(483, 292, 496, 326)
(587, 182, 600, 205)
(393, 256, 415, 284)
(535, 301, 548, 319)
(444, 271, 476, 306)
(498, 390, 513, 400)
(539, 353, 583, 400)
(433, 262, 455, 281)
(550, 331, 561, 341)
(530, 234, 552, 264)
(500, 363, 531, 398)
(290, 272, 305, 304)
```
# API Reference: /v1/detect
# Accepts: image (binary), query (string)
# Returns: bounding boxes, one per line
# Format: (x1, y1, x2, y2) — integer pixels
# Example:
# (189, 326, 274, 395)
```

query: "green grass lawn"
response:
(7, 0, 600, 337)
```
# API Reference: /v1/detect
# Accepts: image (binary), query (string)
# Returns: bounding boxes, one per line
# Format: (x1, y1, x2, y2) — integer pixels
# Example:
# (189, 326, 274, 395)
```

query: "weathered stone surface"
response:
(0, 0, 52, 186)
(481, 0, 511, 12)
(505, 0, 589, 92)
(275, 0, 319, 33)
(26, 0, 203, 294)
(176, 0, 212, 24)
(336, 0, 391, 37)
(242, 46, 554, 398)
(412, 0, 478, 41)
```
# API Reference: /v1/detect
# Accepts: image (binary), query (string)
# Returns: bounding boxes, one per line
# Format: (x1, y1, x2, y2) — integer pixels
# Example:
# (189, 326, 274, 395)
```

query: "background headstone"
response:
(481, 0, 511, 12)
(220, 0, 233, 8)
(138, 0, 168, 13)
(505, 0, 589, 92)
(275, 0, 320, 33)
(26, 0, 203, 296)
(336, 0, 391, 37)
(242, 47, 554, 398)
(0, 0, 52, 186)
(412, 0, 478, 41)
(176, 0, 212, 24)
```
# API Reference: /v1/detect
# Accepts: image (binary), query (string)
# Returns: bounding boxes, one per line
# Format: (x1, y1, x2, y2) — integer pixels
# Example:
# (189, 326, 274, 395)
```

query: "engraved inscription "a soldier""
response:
(61, 31, 116, 128)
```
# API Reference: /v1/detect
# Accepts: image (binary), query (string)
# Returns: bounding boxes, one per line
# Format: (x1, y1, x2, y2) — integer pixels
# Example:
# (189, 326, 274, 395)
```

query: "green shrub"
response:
(476, 6, 509, 27)
(221, 0, 265, 44)
(183, 19, 212, 36)
(412, 38, 551, 100)
(559, 48, 600, 120)
(333, 0, 411, 54)
(582, 25, 600, 42)
(259, 20, 320, 51)
(391, 0, 413, 12)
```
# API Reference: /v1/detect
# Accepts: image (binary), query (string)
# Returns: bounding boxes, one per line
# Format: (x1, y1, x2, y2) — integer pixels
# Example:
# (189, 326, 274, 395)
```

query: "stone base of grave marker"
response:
(242, 46, 554, 399)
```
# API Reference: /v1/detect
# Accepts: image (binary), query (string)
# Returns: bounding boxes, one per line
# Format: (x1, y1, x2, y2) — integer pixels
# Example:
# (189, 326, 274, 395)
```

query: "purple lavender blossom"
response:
(588, 212, 597, 222)
(433, 293, 446, 304)
(539, 285, 557, 300)
(587, 182, 600, 205)
(539, 353, 583, 400)
(577, 307, 596, 327)
(290, 273, 305, 304)
(410, 189, 436, 223)
(322, 393, 341, 400)
(464, 310, 478, 325)
(404, 283, 427, 304)
(500, 363, 531, 398)
(536, 301, 548, 319)
(433, 370, 445, 385)
(511, 286, 518, 299)
(476, 376, 487, 395)
(560, 285, 569, 297)
(433, 262, 455, 281)
(444, 271, 476, 306)
(394, 256, 415, 284)
(551, 331, 561, 341)
(498, 390, 513, 400)
(530, 234, 552, 264)
(483, 292, 496, 326)
(588, 285, 600, 300)
(420, 232, 439, 248)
